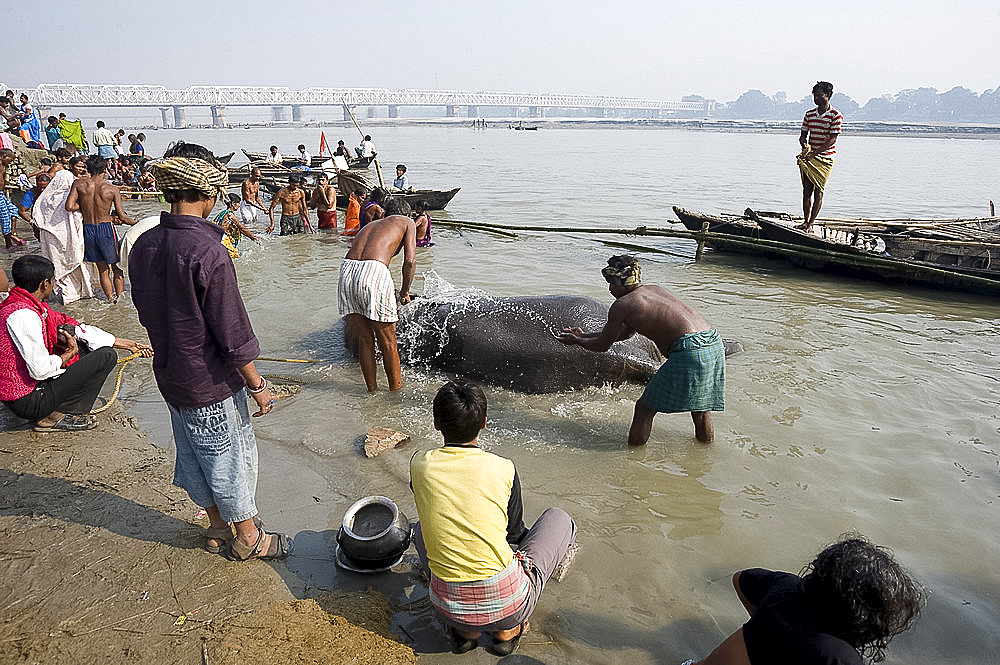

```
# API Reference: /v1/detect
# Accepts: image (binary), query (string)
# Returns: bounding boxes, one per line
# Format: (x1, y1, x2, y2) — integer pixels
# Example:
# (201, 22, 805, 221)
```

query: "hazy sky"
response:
(6, 0, 999, 104)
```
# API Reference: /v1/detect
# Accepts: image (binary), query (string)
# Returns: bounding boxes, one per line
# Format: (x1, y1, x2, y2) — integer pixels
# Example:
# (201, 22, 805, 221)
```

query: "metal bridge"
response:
(20, 84, 714, 126)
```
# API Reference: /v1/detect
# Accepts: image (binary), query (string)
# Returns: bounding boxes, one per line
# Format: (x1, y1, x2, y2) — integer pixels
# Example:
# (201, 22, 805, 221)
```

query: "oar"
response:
(342, 99, 385, 189)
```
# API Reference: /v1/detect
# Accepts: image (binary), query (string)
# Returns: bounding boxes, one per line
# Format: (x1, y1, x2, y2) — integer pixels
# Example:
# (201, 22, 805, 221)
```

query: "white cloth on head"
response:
(31, 170, 94, 305)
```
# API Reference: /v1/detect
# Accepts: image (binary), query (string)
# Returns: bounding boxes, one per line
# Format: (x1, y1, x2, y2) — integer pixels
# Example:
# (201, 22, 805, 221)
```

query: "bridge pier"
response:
(388, 105, 399, 119)
(528, 106, 543, 118)
(366, 107, 376, 119)
(211, 105, 227, 127)
(343, 106, 354, 122)
(159, 108, 172, 127)
(445, 105, 459, 117)
(467, 105, 478, 117)
(172, 106, 186, 128)
(291, 105, 303, 122)
(271, 106, 288, 123)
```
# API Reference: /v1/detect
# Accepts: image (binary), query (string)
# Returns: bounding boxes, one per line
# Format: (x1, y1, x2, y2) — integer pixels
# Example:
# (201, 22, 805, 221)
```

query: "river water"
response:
(9, 125, 999, 663)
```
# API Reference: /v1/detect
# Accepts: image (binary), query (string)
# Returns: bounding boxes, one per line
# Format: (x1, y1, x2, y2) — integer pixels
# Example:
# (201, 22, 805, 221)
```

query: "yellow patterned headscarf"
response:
(602, 256, 641, 286)
(151, 156, 229, 200)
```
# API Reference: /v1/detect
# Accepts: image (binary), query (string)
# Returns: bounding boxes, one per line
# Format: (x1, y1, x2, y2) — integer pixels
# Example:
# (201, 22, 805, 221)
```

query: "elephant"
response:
(345, 294, 742, 394)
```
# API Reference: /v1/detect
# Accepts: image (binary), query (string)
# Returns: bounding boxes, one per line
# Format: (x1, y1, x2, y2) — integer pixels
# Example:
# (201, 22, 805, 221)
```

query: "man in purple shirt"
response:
(129, 142, 292, 561)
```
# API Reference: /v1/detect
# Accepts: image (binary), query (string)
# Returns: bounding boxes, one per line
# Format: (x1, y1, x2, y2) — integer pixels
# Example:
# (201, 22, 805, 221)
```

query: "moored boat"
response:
(335, 170, 460, 211)
(241, 149, 373, 170)
(672, 205, 1000, 297)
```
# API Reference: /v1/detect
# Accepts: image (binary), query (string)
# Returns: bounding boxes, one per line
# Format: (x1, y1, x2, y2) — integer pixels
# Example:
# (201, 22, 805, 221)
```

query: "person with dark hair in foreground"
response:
(0, 255, 151, 432)
(129, 142, 291, 562)
(410, 380, 578, 656)
(557, 255, 724, 444)
(686, 535, 924, 665)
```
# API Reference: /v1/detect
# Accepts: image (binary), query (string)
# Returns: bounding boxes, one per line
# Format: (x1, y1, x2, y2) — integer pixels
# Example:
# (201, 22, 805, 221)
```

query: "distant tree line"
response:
(684, 86, 1000, 122)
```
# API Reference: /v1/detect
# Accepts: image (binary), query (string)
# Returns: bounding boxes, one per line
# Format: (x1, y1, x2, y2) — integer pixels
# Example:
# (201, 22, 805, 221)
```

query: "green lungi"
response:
(639, 330, 725, 413)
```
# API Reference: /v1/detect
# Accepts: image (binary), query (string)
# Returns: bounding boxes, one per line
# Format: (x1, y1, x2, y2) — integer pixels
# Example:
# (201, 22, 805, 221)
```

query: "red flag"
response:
(319, 132, 329, 156)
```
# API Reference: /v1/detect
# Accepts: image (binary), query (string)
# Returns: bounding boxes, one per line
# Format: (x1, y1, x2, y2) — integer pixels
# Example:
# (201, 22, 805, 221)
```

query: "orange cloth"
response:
(342, 196, 361, 235)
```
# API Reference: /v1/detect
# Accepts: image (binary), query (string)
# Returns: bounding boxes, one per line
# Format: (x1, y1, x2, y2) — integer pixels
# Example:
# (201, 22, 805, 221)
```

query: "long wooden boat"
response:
(217, 151, 235, 165)
(241, 149, 373, 169)
(673, 206, 1000, 297)
(673, 206, 759, 237)
(335, 170, 460, 210)
(749, 208, 1000, 276)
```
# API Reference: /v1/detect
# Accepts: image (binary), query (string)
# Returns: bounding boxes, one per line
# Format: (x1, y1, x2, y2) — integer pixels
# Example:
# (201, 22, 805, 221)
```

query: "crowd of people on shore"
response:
(1, 109, 926, 661)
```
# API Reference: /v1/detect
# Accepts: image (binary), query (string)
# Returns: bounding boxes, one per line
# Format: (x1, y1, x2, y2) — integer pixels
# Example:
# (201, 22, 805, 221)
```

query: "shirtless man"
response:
(266, 175, 309, 235)
(239, 167, 267, 226)
(338, 197, 416, 392)
(65, 155, 135, 301)
(360, 187, 387, 229)
(557, 255, 725, 445)
(310, 173, 338, 230)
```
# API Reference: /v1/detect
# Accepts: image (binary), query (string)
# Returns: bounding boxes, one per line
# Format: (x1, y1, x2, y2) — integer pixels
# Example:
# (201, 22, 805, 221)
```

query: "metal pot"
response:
(336, 496, 411, 570)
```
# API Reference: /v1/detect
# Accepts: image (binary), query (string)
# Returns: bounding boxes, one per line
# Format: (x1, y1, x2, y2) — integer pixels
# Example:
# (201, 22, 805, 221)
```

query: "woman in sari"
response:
(32, 170, 94, 304)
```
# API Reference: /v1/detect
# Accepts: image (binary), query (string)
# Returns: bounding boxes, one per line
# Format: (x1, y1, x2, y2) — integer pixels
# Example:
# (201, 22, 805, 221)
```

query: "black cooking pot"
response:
(336, 496, 411, 570)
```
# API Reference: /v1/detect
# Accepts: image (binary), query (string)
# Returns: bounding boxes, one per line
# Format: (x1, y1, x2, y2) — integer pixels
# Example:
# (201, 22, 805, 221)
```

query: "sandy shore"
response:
(0, 404, 415, 665)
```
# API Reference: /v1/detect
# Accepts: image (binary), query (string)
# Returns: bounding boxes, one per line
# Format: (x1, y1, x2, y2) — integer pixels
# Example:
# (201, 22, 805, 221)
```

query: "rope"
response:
(86, 354, 313, 416)
(90, 352, 142, 415)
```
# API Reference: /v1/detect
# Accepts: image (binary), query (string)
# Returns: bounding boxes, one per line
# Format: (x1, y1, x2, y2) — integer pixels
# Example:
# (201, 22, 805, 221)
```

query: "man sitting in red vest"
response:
(0, 255, 151, 432)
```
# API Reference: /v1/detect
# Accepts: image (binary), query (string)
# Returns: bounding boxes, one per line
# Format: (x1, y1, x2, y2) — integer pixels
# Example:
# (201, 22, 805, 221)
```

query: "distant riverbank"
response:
(128, 116, 1000, 139)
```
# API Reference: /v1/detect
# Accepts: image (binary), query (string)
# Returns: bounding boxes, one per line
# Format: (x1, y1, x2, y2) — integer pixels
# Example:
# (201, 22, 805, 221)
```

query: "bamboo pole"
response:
(342, 99, 384, 189)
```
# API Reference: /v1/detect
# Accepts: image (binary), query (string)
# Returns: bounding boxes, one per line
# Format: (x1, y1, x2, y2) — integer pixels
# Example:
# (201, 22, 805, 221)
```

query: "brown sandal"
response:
(229, 527, 293, 561)
(205, 525, 234, 554)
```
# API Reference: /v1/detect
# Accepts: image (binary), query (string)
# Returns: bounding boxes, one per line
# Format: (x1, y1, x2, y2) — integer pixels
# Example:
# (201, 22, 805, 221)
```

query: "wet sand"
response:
(0, 405, 415, 665)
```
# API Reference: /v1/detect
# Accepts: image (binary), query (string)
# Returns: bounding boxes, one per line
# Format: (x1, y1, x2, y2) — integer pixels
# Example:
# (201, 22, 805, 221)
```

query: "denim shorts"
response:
(168, 392, 259, 523)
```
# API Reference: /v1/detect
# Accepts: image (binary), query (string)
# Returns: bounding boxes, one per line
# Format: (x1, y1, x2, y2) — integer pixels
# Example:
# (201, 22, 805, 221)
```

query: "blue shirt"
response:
(393, 175, 408, 189)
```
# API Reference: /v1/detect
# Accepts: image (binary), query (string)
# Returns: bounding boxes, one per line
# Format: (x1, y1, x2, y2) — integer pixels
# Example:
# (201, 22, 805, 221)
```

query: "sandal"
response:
(229, 527, 293, 561)
(447, 627, 479, 654)
(34, 414, 97, 432)
(491, 621, 527, 656)
(205, 524, 234, 554)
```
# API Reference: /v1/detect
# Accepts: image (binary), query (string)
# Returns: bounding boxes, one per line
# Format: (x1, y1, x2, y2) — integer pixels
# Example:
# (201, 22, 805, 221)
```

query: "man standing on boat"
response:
(338, 198, 416, 392)
(796, 81, 842, 233)
(557, 255, 724, 445)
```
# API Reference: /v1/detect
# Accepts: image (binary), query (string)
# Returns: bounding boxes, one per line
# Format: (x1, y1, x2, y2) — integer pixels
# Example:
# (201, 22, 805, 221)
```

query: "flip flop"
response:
(34, 414, 97, 432)
(229, 527, 293, 561)
(491, 621, 527, 656)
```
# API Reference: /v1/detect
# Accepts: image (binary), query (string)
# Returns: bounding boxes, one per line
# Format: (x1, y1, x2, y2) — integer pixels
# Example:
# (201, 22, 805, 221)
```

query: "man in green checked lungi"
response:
(557, 255, 724, 445)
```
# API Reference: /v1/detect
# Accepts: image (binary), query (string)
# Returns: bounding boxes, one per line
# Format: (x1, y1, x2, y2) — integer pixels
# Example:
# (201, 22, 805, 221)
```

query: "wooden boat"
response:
(672, 206, 1000, 297)
(673, 206, 760, 237)
(335, 170, 460, 210)
(749, 209, 1000, 276)
(119, 189, 164, 201)
(217, 151, 234, 165)
(241, 149, 373, 170)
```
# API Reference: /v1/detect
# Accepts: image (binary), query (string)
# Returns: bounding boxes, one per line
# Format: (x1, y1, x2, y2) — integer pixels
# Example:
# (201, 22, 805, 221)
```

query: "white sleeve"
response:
(75, 323, 116, 350)
(6, 309, 65, 380)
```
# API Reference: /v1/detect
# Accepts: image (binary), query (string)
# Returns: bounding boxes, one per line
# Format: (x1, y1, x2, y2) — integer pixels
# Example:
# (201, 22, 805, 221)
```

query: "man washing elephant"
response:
(338, 198, 416, 392)
(557, 255, 724, 445)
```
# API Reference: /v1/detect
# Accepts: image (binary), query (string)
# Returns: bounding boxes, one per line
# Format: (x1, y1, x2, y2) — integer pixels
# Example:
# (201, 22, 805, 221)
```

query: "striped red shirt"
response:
(801, 107, 843, 156)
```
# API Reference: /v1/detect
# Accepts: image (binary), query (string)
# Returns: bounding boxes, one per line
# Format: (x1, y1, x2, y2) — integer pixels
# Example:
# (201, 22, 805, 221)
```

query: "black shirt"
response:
(740, 568, 862, 665)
